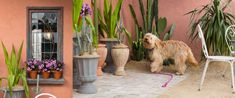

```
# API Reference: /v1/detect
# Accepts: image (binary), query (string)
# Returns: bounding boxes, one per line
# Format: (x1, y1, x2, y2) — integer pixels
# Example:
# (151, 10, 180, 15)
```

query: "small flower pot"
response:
(53, 71, 62, 80)
(97, 44, 107, 76)
(42, 71, 50, 79)
(29, 71, 38, 79)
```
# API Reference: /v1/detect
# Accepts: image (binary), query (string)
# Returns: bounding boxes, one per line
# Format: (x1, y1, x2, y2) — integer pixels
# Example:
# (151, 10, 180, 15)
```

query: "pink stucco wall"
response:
(158, 0, 210, 60)
(0, 0, 72, 98)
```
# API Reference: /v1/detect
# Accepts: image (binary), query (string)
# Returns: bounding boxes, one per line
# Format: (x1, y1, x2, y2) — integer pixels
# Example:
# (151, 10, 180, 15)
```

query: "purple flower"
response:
(80, 3, 92, 16)
(26, 58, 41, 71)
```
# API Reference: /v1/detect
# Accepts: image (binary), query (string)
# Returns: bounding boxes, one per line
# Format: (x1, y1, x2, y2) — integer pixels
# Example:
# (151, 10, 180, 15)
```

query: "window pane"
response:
(31, 11, 60, 60)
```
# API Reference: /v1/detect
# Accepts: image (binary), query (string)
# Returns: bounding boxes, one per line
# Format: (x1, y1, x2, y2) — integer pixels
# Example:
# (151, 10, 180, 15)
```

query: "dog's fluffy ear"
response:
(153, 35, 161, 48)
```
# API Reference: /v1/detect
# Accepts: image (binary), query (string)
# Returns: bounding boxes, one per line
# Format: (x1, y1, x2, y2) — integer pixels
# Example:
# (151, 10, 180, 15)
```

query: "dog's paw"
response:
(151, 68, 156, 72)
(175, 72, 184, 75)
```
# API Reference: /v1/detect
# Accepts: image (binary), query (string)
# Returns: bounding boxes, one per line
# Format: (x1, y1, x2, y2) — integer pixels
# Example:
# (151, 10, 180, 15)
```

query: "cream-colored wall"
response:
(0, 0, 72, 98)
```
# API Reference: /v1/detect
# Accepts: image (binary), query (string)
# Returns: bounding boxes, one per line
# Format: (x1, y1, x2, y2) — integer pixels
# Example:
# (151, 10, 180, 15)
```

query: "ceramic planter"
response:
(96, 44, 107, 76)
(74, 55, 99, 94)
(29, 71, 37, 79)
(100, 38, 118, 73)
(73, 37, 81, 89)
(111, 44, 129, 76)
(4, 86, 24, 98)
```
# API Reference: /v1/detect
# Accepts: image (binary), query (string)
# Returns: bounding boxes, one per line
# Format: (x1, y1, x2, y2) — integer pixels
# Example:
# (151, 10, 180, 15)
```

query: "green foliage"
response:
(1, 41, 29, 98)
(98, 0, 123, 38)
(129, 0, 156, 34)
(128, 0, 156, 61)
(73, 0, 83, 32)
(91, 0, 98, 47)
(187, 0, 235, 55)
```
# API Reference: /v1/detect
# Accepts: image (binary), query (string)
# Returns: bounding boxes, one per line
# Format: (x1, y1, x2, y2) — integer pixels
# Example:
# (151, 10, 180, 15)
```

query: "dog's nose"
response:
(144, 38, 148, 42)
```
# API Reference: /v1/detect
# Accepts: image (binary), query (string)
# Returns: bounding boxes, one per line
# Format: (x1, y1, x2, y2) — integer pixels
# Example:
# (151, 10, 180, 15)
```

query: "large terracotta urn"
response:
(111, 44, 129, 76)
(97, 44, 107, 76)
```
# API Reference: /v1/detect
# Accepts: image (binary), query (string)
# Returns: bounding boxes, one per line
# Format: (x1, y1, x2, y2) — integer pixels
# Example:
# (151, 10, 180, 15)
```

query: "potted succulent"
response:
(73, 2, 99, 94)
(25, 59, 41, 79)
(52, 60, 64, 79)
(39, 59, 53, 79)
(98, 0, 123, 73)
(0, 42, 29, 98)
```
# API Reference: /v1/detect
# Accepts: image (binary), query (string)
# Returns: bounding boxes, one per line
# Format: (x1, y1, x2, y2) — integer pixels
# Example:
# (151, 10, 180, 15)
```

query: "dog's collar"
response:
(147, 47, 155, 51)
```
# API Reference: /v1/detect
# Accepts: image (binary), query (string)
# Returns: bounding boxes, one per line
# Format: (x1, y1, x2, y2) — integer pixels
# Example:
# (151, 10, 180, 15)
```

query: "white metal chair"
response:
(35, 93, 56, 98)
(225, 25, 235, 55)
(197, 24, 235, 92)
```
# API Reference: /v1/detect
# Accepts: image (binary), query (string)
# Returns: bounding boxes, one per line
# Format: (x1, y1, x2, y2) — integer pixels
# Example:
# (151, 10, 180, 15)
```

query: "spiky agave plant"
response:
(1, 41, 29, 98)
(187, 0, 235, 55)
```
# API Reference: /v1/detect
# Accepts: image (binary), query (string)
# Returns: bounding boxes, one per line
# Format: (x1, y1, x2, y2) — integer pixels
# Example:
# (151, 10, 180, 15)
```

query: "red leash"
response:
(156, 72, 173, 87)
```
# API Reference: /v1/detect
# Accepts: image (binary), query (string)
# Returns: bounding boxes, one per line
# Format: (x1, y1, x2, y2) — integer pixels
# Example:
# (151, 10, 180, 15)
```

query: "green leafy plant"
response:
(154, 17, 176, 41)
(98, 0, 123, 38)
(186, 0, 235, 55)
(73, 0, 83, 32)
(0, 41, 29, 98)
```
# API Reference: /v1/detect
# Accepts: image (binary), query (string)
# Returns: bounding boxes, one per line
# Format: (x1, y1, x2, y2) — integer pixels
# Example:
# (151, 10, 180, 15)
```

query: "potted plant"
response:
(186, 0, 235, 55)
(52, 60, 64, 80)
(0, 41, 29, 98)
(73, 2, 99, 94)
(97, 0, 123, 73)
(72, 0, 83, 89)
(39, 59, 53, 79)
(25, 59, 41, 79)
(110, 21, 131, 76)
(90, 0, 108, 76)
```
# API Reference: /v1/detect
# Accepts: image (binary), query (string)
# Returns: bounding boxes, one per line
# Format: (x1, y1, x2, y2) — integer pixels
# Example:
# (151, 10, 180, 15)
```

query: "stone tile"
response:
(73, 61, 187, 98)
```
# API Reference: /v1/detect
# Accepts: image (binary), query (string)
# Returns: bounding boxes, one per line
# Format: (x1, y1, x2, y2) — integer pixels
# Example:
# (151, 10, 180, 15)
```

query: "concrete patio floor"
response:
(73, 60, 187, 98)
(158, 62, 235, 98)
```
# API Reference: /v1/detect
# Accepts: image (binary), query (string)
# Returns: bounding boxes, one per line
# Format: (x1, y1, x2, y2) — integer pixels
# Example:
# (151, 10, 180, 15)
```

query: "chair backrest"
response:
(197, 25, 209, 58)
(35, 93, 56, 98)
(225, 25, 235, 54)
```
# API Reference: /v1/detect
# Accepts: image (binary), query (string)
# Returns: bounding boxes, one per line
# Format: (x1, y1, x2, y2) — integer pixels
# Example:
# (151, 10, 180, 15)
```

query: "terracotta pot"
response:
(42, 71, 50, 79)
(111, 44, 129, 76)
(96, 44, 107, 76)
(29, 71, 37, 79)
(53, 71, 62, 80)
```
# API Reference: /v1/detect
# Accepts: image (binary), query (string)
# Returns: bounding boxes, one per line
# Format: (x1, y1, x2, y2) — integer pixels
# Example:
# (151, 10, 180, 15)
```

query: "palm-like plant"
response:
(98, 0, 123, 38)
(187, 0, 235, 55)
(1, 41, 29, 98)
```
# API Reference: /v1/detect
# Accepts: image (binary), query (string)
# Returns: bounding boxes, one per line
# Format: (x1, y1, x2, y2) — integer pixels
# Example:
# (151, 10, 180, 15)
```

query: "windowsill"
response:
(27, 78, 64, 84)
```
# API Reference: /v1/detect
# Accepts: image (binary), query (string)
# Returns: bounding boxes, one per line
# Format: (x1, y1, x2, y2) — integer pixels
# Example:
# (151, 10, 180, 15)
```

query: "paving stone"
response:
(73, 61, 187, 98)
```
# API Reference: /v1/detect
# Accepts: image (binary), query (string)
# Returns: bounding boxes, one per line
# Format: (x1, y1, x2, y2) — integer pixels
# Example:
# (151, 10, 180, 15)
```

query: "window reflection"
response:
(31, 12, 58, 60)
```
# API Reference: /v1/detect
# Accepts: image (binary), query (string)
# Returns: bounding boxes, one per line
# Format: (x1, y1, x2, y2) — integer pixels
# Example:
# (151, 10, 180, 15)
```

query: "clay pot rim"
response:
(112, 44, 128, 48)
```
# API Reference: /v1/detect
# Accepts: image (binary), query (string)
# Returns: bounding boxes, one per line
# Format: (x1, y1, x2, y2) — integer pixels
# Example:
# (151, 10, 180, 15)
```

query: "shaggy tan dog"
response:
(143, 33, 198, 75)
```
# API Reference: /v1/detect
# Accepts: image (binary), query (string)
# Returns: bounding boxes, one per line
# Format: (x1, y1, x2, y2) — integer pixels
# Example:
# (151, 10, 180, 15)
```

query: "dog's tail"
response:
(187, 50, 199, 68)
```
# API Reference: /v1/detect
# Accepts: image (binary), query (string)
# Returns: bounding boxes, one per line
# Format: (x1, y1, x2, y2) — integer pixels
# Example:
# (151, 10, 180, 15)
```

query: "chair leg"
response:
(222, 65, 228, 77)
(199, 60, 210, 91)
(230, 62, 235, 93)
